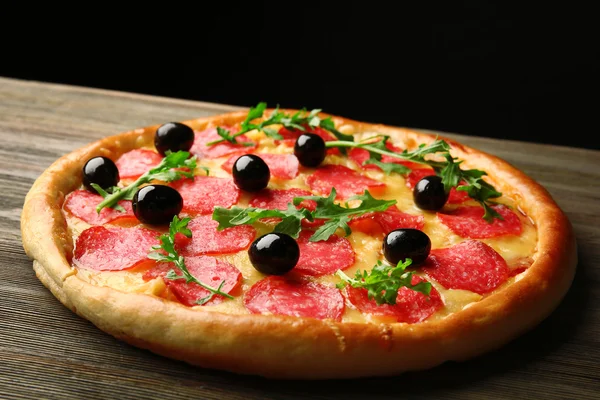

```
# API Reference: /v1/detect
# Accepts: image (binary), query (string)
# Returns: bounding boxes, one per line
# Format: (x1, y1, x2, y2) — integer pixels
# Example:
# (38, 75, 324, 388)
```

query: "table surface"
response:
(1, 76, 599, 400)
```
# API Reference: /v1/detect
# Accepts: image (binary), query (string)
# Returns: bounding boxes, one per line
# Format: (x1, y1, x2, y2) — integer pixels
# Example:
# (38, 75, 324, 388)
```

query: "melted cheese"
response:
(68, 126, 538, 324)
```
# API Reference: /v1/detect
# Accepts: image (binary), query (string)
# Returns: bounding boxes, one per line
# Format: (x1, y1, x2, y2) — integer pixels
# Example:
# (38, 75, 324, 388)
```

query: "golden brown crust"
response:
(21, 110, 577, 379)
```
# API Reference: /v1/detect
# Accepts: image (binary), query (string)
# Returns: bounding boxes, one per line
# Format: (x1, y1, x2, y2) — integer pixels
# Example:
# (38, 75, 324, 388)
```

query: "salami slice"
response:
(349, 205, 424, 236)
(244, 276, 344, 321)
(345, 275, 443, 323)
(248, 189, 322, 227)
(64, 190, 136, 225)
(190, 127, 257, 159)
(406, 168, 470, 204)
(142, 256, 242, 306)
(115, 149, 163, 180)
(437, 205, 522, 238)
(422, 240, 510, 294)
(292, 231, 355, 276)
(221, 153, 299, 180)
(178, 215, 255, 256)
(73, 226, 159, 271)
(170, 176, 240, 215)
(306, 164, 386, 199)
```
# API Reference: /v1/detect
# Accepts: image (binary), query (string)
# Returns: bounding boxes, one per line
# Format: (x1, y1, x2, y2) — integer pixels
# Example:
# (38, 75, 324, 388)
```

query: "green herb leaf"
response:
(208, 103, 355, 146)
(325, 138, 503, 221)
(95, 151, 197, 213)
(336, 259, 431, 305)
(148, 216, 234, 303)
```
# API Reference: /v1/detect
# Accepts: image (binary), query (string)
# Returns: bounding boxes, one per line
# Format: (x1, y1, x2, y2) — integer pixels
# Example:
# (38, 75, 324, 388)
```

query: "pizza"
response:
(20, 104, 577, 379)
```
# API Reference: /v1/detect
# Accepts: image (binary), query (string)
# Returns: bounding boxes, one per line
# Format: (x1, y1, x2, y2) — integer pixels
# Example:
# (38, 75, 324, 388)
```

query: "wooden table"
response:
(1, 77, 598, 400)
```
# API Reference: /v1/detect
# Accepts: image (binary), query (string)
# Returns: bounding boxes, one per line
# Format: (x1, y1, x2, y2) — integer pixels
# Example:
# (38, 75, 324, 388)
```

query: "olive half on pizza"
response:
(21, 104, 576, 379)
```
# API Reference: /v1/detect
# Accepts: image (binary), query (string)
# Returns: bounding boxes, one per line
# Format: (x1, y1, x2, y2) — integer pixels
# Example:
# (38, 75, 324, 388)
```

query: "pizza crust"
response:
(21, 111, 577, 379)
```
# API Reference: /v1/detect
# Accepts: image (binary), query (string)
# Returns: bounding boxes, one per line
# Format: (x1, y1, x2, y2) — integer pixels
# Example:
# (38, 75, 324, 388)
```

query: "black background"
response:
(2, 2, 598, 150)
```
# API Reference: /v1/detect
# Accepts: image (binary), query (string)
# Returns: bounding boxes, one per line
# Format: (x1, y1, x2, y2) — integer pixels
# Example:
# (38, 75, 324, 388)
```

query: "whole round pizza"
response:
(20, 104, 577, 379)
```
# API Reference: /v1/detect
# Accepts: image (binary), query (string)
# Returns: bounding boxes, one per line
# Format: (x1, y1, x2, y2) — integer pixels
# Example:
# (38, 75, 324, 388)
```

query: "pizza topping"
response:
(191, 127, 257, 159)
(231, 154, 270, 192)
(306, 164, 386, 200)
(64, 190, 136, 225)
(244, 276, 345, 321)
(336, 259, 432, 305)
(413, 175, 450, 211)
(248, 188, 316, 212)
(345, 275, 443, 323)
(383, 229, 431, 265)
(143, 256, 241, 306)
(115, 149, 164, 180)
(213, 189, 395, 242)
(148, 216, 234, 304)
(406, 168, 470, 204)
(348, 205, 425, 236)
(154, 122, 195, 156)
(178, 214, 255, 256)
(438, 205, 522, 238)
(208, 103, 353, 147)
(82, 156, 120, 194)
(170, 175, 240, 215)
(248, 233, 300, 275)
(294, 133, 327, 167)
(221, 153, 299, 180)
(73, 226, 159, 271)
(293, 230, 355, 276)
(326, 138, 503, 221)
(132, 185, 183, 225)
(422, 240, 510, 294)
(95, 150, 197, 213)
(349, 140, 421, 173)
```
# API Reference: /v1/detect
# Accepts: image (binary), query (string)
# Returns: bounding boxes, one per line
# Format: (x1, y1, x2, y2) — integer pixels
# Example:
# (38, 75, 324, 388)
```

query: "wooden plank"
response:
(1, 76, 599, 399)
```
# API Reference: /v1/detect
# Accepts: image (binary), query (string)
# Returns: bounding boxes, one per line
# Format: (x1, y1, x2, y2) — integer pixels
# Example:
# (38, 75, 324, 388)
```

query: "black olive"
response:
(294, 133, 326, 167)
(383, 228, 431, 266)
(83, 156, 120, 193)
(154, 122, 195, 156)
(249, 233, 300, 275)
(232, 154, 270, 192)
(413, 175, 449, 211)
(132, 185, 183, 225)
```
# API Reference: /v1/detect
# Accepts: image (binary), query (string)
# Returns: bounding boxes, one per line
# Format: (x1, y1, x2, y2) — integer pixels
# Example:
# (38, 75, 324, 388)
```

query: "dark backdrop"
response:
(2, 2, 598, 150)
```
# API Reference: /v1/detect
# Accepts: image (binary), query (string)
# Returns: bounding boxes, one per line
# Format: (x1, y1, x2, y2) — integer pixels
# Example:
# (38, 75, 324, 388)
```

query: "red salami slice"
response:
(306, 164, 386, 199)
(64, 190, 136, 225)
(292, 231, 355, 276)
(406, 168, 470, 204)
(115, 149, 162, 180)
(244, 276, 344, 321)
(221, 153, 299, 180)
(142, 256, 242, 306)
(249, 188, 316, 211)
(73, 226, 159, 271)
(438, 205, 522, 238)
(348, 143, 421, 171)
(190, 127, 257, 159)
(170, 176, 240, 215)
(423, 240, 510, 294)
(349, 205, 424, 236)
(276, 126, 340, 155)
(345, 275, 443, 323)
(177, 215, 255, 256)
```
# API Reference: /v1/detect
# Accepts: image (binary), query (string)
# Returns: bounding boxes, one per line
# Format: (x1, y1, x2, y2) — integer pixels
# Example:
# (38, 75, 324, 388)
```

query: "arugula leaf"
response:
(325, 138, 503, 221)
(95, 150, 198, 213)
(213, 204, 313, 239)
(207, 103, 355, 146)
(147, 216, 234, 305)
(364, 159, 412, 175)
(214, 189, 396, 242)
(335, 259, 431, 305)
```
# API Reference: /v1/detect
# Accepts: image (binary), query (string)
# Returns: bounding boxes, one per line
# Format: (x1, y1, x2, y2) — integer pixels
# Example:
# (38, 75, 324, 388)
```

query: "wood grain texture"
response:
(1, 76, 599, 400)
